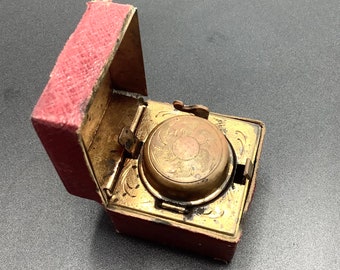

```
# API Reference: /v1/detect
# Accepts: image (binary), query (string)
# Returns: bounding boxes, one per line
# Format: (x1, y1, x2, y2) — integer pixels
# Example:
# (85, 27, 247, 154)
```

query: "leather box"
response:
(31, 1, 265, 262)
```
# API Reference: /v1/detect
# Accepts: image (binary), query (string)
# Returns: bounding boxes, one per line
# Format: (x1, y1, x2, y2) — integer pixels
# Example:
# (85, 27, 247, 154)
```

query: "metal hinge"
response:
(244, 158, 254, 181)
(104, 102, 146, 199)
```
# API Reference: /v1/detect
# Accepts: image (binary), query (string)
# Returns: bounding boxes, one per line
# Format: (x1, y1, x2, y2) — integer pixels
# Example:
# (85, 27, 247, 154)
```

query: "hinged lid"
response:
(139, 115, 235, 206)
(31, 1, 147, 203)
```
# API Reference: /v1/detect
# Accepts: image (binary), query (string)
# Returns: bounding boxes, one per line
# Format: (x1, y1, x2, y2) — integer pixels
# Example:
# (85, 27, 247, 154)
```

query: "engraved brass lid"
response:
(139, 115, 235, 206)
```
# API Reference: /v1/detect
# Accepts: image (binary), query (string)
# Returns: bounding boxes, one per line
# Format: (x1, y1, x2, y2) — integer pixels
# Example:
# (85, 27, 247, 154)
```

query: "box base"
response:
(108, 209, 237, 263)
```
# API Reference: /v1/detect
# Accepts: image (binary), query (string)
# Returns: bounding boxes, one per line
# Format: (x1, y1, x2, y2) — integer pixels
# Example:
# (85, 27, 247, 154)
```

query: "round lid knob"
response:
(139, 115, 234, 205)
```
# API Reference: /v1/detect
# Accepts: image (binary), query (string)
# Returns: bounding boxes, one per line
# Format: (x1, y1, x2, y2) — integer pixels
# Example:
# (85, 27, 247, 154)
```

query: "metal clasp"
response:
(118, 127, 143, 159)
(173, 100, 210, 119)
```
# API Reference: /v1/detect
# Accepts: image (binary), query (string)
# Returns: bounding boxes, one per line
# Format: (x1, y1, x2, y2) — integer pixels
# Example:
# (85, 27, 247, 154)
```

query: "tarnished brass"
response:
(139, 114, 234, 205)
(80, 92, 264, 250)
(89, 99, 264, 240)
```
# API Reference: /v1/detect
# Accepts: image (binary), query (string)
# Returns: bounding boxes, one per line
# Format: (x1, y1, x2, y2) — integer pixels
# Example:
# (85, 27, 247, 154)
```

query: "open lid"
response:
(31, 1, 146, 203)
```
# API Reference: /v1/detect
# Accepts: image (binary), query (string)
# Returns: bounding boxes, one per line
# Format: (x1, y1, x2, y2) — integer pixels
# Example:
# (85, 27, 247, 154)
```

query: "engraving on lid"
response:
(148, 116, 224, 184)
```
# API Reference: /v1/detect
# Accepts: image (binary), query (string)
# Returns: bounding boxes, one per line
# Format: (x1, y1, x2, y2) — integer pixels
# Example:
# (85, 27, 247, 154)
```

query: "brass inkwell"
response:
(31, 1, 265, 262)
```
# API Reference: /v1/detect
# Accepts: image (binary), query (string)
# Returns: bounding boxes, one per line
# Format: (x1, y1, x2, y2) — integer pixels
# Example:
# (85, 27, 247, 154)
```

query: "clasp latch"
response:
(118, 127, 143, 159)
(173, 100, 210, 119)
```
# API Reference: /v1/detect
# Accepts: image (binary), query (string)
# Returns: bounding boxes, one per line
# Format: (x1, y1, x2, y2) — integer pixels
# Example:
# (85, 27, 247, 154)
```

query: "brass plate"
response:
(108, 100, 262, 240)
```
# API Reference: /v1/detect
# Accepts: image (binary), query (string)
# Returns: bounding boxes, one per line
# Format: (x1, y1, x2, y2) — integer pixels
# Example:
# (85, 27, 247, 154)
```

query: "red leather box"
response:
(32, 1, 265, 262)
